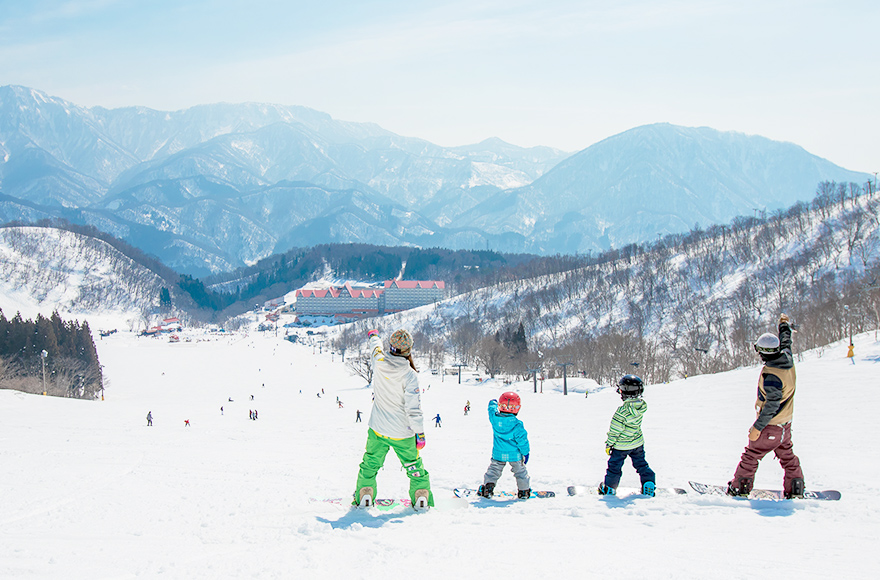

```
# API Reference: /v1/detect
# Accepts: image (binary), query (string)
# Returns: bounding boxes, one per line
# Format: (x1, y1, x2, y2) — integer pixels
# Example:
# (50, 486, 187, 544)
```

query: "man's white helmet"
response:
(754, 333, 780, 354)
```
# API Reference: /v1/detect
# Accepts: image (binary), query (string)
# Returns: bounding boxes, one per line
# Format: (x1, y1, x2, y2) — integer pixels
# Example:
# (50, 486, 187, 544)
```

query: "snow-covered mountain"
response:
(0, 226, 176, 329)
(461, 124, 871, 253)
(0, 85, 869, 275)
(0, 85, 569, 274)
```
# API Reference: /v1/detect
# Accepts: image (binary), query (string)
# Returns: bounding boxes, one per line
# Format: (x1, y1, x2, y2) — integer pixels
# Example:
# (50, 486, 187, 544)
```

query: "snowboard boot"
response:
(642, 481, 656, 497)
(413, 489, 430, 510)
(517, 488, 531, 499)
(784, 478, 805, 499)
(597, 484, 616, 496)
(726, 477, 753, 497)
(357, 486, 374, 507)
(478, 482, 495, 498)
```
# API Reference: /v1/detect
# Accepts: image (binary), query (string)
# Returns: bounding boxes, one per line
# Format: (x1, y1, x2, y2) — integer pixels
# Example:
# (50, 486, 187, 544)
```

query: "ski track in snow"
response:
(1, 328, 877, 579)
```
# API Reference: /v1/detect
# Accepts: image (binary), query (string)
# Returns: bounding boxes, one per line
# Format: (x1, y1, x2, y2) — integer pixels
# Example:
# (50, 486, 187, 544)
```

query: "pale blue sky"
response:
(1, 0, 877, 171)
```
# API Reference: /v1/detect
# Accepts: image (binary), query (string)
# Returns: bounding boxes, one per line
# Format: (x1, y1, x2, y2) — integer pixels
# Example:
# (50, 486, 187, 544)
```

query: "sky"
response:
(1, 0, 878, 172)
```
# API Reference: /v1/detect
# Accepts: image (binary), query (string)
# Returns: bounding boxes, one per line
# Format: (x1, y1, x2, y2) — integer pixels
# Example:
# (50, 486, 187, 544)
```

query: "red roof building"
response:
(382, 280, 445, 313)
(294, 280, 445, 317)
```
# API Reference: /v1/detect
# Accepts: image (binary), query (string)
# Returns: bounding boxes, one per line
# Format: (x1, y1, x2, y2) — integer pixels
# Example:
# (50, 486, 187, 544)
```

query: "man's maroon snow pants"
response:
(732, 423, 804, 493)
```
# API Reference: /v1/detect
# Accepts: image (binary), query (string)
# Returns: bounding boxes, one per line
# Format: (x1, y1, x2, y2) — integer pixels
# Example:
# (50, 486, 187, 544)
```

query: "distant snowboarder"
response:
(433, 414, 442, 427)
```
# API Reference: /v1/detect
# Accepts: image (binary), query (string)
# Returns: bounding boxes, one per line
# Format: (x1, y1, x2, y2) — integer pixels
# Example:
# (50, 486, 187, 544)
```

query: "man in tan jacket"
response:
(727, 314, 805, 498)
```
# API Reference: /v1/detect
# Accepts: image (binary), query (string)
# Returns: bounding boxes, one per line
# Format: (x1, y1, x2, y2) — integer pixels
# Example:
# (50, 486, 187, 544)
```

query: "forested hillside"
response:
(334, 180, 880, 385)
(0, 311, 102, 398)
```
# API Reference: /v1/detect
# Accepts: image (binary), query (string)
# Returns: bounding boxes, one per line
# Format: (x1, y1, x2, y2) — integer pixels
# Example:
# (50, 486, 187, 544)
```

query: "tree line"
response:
(0, 310, 103, 399)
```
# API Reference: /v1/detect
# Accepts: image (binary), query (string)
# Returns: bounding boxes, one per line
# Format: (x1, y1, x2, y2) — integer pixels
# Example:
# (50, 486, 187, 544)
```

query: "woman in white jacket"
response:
(353, 328, 433, 509)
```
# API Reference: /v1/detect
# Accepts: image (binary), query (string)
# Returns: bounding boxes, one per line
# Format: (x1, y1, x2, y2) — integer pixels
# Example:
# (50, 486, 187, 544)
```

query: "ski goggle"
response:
(754, 344, 780, 354)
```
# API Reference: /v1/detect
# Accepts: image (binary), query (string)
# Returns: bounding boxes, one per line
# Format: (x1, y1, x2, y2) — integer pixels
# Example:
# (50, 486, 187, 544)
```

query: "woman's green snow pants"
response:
(355, 428, 434, 506)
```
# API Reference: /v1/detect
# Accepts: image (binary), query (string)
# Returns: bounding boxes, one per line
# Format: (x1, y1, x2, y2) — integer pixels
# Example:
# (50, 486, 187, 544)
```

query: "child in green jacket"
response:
(598, 375, 656, 497)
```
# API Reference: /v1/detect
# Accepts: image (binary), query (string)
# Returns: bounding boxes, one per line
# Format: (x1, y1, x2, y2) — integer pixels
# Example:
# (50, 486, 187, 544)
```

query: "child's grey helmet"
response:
(754, 333, 780, 355)
(617, 375, 644, 397)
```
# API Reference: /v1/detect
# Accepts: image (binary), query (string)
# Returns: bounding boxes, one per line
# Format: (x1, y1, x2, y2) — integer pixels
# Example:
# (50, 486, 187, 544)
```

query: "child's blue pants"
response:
(604, 445, 655, 489)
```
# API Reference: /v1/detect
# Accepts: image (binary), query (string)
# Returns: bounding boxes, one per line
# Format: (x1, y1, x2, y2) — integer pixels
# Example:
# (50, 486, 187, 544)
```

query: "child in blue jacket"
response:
(478, 392, 531, 499)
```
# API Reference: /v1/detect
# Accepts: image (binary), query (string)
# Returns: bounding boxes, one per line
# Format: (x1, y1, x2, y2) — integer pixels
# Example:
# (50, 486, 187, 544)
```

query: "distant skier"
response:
(338, 400, 344, 409)
(184, 419, 190, 427)
(599, 375, 656, 497)
(353, 329, 433, 509)
(433, 414, 442, 427)
(356, 409, 363, 422)
(463, 404, 469, 416)
(478, 392, 531, 499)
(220, 406, 224, 415)
(727, 314, 804, 499)
(146, 411, 152, 427)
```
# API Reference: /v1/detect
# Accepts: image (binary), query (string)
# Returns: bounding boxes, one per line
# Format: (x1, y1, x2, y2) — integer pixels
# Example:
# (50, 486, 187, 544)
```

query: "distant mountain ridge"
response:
(460, 124, 871, 253)
(0, 85, 870, 274)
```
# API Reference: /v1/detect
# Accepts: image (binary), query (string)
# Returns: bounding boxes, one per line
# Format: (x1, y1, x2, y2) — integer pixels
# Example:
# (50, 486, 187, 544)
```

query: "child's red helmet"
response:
(498, 392, 522, 414)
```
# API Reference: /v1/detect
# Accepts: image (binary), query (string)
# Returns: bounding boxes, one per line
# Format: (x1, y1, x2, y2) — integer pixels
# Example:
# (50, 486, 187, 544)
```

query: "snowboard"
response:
(688, 481, 841, 501)
(454, 488, 556, 499)
(567, 484, 687, 497)
(310, 496, 467, 511)
(310, 497, 416, 511)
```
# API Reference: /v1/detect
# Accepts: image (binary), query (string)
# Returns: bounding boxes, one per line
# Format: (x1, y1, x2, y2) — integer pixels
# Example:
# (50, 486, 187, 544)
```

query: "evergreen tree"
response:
(34, 314, 59, 357)
(159, 287, 172, 309)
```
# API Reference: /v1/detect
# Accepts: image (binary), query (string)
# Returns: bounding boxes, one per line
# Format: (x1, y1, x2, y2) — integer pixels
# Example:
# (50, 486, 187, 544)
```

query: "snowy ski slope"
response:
(1, 326, 876, 579)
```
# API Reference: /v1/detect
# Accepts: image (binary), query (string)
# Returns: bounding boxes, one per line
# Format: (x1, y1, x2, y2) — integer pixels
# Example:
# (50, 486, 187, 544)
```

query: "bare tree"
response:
(345, 350, 374, 385)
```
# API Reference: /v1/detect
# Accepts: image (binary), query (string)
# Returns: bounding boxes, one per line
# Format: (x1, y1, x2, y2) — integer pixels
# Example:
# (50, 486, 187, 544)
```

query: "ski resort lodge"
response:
(294, 280, 445, 320)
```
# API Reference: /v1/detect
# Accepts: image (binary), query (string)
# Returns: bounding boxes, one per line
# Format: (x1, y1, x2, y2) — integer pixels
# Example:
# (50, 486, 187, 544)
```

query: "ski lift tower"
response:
(556, 359, 574, 396)
(526, 364, 542, 394)
(452, 363, 466, 385)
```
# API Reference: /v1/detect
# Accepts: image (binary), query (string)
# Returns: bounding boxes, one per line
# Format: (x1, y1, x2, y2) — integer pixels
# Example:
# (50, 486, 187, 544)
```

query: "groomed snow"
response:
(1, 327, 876, 579)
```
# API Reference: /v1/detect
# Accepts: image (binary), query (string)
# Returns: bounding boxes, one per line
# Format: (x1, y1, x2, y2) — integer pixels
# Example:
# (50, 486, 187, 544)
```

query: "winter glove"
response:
(367, 329, 379, 337)
(605, 445, 613, 456)
(415, 433, 426, 450)
(748, 427, 761, 441)
(523, 453, 529, 465)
